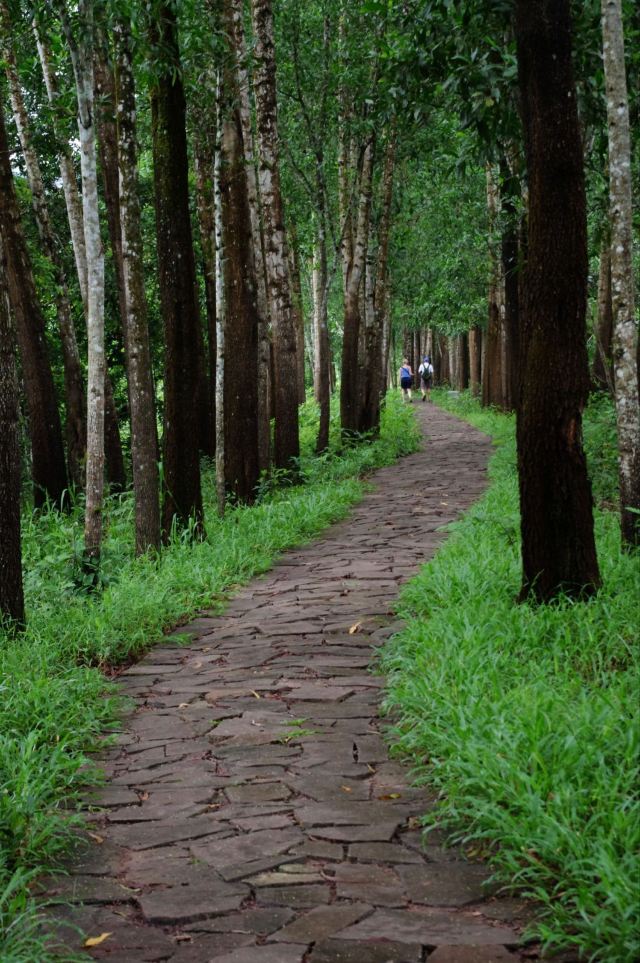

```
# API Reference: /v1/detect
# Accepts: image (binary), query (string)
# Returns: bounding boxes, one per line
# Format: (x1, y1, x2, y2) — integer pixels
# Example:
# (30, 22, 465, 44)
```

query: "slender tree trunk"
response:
(0, 6, 85, 488)
(0, 260, 25, 629)
(361, 130, 395, 434)
(150, 1, 204, 540)
(193, 130, 217, 454)
(59, 0, 106, 569)
(469, 326, 482, 396)
(438, 333, 450, 384)
(251, 0, 300, 471)
(515, 0, 600, 601)
(482, 164, 504, 408)
(314, 222, 331, 453)
(114, 17, 160, 555)
(0, 106, 68, 510)
(341, 135, 374, 435)
(33, 23, 88, 312)
(289, 224, 306, 404)
(592, 238, 614, 392)
(35, 18, 124, 489)
(213, 76, 226, 517)
(601, 0, 640, 547)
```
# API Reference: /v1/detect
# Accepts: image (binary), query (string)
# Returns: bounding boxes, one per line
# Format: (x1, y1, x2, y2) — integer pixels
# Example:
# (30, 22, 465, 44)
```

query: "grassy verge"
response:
(380, 390, 639, 962)
(0, 395, 420, 961)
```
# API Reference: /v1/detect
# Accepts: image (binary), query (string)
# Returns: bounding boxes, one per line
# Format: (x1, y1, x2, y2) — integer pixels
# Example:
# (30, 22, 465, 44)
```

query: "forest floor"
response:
(45, 403, 553, 963)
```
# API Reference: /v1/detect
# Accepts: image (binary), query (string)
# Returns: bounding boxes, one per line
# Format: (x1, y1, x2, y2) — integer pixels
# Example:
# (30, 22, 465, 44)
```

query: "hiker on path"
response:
(399, 358, 413, 403)
(419, 356, 434, 402)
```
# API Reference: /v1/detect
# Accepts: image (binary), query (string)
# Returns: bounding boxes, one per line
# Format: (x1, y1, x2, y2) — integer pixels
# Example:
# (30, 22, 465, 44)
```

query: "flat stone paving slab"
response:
(48, 405, 544, 960)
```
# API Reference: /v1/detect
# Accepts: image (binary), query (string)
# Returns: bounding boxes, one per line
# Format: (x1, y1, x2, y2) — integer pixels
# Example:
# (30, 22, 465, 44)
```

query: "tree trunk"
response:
(0, 5, 86, 489)
(469, 326, 482, 396)
(0, 260, 25, 629)
(59, 0, 106, 569)
(251, 0, 300, 472)
(114, 16, 161, 555)
(500, 157, 521, 412)
(229, 0, 271, 474)
(515, 0, 600, 601)
(150, 2, 204, 540)
(601, 0, 640, 547)
(288, 224, 306, 404)
(361, 130, 395, 433)
(193, 130, 217, 455)
(482, 164, 504, 408)
(313, 224, 331, 453)
(213, 75, 226, 517)
(438, 333, 450, 384)
(341, 136, 374, 436)
(592, 238, 614, 392)
(220, 0, 259, 502)
(0, 105, 68, 510)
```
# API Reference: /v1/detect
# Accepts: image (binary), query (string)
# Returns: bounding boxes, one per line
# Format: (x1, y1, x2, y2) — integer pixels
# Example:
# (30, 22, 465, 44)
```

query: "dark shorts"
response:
(400, 377, 412, 389)
(421, 376, 433, 388)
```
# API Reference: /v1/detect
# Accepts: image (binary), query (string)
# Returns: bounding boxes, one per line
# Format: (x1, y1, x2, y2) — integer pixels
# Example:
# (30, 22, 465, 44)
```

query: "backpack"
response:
(421, 363, 432, 381)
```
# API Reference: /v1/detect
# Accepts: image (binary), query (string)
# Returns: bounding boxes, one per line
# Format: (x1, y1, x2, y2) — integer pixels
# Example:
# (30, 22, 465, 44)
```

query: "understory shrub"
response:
(380, 391, 639, 962)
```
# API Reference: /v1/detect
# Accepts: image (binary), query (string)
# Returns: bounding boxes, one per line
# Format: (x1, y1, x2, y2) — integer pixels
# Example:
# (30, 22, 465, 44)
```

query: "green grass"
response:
(0, 394, 420, 961)
(380, 390, 639, 962)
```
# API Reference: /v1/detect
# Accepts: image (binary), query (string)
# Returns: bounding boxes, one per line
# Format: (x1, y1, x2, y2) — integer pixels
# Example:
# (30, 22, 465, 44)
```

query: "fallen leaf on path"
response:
(349, 621, 362, 635)
(178, 702, 190, 709)
(341, 786, 352, 793)
(378, 793, 401, 800)
(251, 690, 262, 699)
(87, 832, 104, 844)
(84, 933, 111, 947)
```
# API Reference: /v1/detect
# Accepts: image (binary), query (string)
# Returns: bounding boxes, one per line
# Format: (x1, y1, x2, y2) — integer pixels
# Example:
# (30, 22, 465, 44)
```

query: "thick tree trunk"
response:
(438, 333, 450, 384)
(251, 0, 300, 472)
(0, 105, 68, 510)
(60, 0, 106, 568)
(500, 158, 521, 412)
(592, 238, 614, 392)
(230, 0, 271, 473)
(0, 263, 25, 629)
(601, 0, 640, 547)
(341, 136, 374, 436)
(482, 164, 504, 408)
(219, 0, 260, 502)
(114, 17, 161, 555)
(515, 0, 600, 601)
(0, 8, 86, 488)
(150, 2, 204, 540)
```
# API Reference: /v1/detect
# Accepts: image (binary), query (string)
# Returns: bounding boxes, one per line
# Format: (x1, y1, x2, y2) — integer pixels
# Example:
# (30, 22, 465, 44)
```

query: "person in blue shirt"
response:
(398, 358, 413, 403)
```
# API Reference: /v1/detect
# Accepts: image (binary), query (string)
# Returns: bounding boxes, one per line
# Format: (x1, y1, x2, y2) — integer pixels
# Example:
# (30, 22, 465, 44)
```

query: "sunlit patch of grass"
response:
(380, 390, 639, 962)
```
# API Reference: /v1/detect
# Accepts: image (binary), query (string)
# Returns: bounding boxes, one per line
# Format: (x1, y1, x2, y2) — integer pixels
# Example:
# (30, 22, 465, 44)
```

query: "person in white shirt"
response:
(418, 356, 434, 402)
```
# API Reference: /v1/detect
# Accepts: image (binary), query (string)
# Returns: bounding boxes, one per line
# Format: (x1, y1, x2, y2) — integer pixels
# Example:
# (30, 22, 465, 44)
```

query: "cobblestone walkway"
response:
(51, 404, 537, 962)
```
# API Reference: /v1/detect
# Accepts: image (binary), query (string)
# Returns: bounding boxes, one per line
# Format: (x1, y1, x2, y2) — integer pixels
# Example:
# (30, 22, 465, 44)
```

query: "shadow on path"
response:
(49, 403, 543, 962)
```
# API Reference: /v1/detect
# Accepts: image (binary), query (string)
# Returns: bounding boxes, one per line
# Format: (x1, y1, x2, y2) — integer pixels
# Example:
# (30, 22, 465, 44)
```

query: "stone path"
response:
(49, 404, 539, 962)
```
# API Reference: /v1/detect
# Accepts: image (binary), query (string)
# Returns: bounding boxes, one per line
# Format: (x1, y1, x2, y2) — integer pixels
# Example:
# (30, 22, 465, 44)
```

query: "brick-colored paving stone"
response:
(50, 404, 547, 961)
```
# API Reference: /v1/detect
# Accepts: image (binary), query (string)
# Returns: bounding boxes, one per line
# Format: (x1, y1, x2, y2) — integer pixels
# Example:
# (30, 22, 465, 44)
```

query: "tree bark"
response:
(500, 157, 521, 412)
(230, 0, 271, 473)
(515, 0, 600, 601)
(482, 164, 504, 408)
(0, 4, 86, 489)
(601, 0, 640, 547)
(288, 224, 306, 404)
(0, 104, 68, 510)
(213, 74, 226, 517)
(193, 130, 217, 454)
(251, 0, 300, 472)
(341, 135, 374, 436)
(469, 326, 482, 396)
(219, 0, 260, 502)
(361, 130, 395, 434)
(114, 16, 161, 555)
(0, 259, 25, 629)
(150, 1, 204, 540)
(59, 0, 106, 568)
(592, 237, 614, 392)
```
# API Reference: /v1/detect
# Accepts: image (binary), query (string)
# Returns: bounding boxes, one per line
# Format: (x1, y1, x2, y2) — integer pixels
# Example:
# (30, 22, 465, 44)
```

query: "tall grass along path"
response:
(45, 404, 540, 962)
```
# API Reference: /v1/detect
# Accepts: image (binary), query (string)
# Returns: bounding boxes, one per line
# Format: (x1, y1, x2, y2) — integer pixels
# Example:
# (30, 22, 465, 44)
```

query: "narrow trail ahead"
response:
(52, 404, 536, 963)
